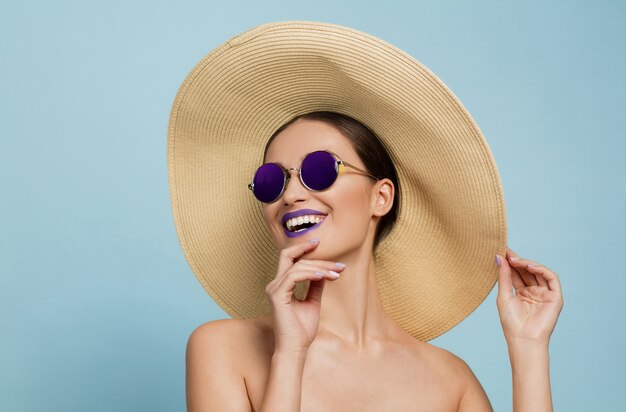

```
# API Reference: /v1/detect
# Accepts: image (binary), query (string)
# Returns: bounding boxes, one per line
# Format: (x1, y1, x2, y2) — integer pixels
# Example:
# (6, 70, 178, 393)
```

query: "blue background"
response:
(2, 1, 624, 410)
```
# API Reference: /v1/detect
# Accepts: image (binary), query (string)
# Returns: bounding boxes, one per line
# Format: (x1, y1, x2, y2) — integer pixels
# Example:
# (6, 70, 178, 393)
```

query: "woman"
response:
(169, 22, 564, 411)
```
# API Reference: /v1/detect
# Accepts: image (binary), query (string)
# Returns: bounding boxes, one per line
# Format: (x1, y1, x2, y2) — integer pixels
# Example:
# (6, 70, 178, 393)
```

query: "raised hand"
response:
(496, 247, 564, 346)
(265, 238, 345, 355)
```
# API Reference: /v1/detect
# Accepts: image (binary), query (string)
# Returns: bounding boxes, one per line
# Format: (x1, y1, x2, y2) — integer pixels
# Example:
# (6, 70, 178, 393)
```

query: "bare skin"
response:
(211, 313, 485, 412)
(186, 118, 562, 411)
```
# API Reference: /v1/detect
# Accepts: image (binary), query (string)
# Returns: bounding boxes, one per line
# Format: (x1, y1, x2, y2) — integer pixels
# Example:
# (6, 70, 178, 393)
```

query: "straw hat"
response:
(167, 20, 507, 341)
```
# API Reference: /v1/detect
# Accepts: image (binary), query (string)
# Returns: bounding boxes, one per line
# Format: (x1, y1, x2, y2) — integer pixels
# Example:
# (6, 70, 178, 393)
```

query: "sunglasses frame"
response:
(247, 150, 381, 204)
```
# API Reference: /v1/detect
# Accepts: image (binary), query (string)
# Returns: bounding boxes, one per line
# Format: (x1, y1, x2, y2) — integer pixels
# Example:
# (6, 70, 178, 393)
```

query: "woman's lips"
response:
(283, 218, 325, 238)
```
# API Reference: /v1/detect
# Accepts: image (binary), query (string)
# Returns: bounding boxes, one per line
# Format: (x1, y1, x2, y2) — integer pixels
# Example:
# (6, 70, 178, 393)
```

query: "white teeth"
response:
(285, 214, 326, 231)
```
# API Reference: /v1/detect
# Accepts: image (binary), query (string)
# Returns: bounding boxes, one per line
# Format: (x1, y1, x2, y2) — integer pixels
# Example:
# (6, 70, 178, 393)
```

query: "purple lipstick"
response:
(282, 208, 327, 239)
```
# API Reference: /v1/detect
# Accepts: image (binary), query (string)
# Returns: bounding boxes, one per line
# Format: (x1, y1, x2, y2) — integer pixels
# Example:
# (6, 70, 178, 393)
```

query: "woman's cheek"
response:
(335, 212, 369, 244)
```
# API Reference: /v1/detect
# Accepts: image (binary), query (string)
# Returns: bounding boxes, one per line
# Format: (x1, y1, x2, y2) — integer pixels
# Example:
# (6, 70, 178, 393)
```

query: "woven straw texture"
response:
(167, 21, 507, 341)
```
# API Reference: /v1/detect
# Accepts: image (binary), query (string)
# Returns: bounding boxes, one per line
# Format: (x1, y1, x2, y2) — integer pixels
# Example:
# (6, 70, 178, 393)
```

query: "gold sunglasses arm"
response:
(339, 160, 380, 181)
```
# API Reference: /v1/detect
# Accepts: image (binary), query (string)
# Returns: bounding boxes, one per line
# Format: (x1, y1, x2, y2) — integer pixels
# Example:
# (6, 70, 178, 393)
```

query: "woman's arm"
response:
(496, 248, 564, 412)
(186, 321, 252, 412)
(457, 360, 494, 411)
(259, 349, 308, 412)
(508, 340, 552, 412)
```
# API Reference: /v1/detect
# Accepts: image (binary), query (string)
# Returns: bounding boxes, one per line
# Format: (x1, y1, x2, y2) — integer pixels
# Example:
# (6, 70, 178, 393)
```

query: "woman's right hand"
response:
(264, 238, 345, 355)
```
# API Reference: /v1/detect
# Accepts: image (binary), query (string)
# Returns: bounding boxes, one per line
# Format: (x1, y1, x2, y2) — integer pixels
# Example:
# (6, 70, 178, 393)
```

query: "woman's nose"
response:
(282, 169, 308, 204)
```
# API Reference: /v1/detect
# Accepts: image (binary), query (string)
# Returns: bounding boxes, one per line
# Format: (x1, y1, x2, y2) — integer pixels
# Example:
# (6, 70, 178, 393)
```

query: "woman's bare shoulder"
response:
(187, 315, 275, 362)
(411, 339, 489, 407)
(413, 339, 468, 367)
(405, 339, 478, 388)
(395, 338, 470, 400)
(190, 315, 271, 337)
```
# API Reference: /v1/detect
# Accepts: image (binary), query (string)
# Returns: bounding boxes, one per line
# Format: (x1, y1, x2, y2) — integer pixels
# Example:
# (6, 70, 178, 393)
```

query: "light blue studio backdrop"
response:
(1, 1, 624, 411)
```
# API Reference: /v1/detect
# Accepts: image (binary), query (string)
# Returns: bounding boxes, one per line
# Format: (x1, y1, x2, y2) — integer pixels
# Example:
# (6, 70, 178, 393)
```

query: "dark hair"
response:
(263, 111, 401, 253)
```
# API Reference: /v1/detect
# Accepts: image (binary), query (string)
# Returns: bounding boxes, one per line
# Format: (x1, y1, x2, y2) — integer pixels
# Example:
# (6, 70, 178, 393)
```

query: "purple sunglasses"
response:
(247, 150, 380, 203)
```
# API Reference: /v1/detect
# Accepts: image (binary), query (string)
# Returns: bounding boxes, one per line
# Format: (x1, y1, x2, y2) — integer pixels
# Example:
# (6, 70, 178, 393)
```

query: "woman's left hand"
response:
(496, 247, 564, 346)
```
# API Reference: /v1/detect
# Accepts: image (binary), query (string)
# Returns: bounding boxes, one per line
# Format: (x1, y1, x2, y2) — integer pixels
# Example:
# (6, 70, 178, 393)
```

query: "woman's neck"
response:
(314, 243, 403, 352)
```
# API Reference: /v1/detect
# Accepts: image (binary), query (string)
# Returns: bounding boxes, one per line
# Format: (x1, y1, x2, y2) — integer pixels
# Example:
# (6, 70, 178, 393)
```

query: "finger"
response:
(496, 254, 514, 301)
(267, 270, 336, 302)
(525, 264, 562, 296)
(304, 275, 327, 305)
(533, 268, 548, 288)
(279, 268, 341, 289)
(508, 255, 551, 286)
(510, 266, 526, 293)
(497, 254, 526, 297)
(506, 254, 539, 286)
(290, 263, 344, 281)
(293, 263, 346, 283)
(507, 248, 550, 288)
(276, 239, 321, 278)
(294, 259, 347, 273)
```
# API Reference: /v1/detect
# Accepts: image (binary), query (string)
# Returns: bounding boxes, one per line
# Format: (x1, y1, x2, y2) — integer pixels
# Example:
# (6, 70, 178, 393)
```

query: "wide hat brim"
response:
(167, 20, 507, 341)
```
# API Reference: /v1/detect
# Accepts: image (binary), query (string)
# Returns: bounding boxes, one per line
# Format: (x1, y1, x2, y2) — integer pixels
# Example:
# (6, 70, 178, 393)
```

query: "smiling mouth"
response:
(284, 215, 327, 233)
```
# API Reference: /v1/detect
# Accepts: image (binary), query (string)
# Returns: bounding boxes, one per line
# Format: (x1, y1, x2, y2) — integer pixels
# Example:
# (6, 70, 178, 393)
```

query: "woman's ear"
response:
(372, 178, 394, 217)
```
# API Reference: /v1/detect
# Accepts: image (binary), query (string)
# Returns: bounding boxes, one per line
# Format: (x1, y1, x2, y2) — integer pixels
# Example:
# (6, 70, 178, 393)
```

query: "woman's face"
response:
(262, 118, 386, 259)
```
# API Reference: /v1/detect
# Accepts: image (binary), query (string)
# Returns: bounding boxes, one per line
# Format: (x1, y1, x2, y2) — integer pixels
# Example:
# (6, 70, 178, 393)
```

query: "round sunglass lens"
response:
(252, 163, 285, 203)
(301, 151, 338, 190)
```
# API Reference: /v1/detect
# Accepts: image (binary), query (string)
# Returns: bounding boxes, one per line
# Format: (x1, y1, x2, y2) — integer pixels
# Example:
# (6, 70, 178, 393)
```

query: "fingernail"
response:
(509, 257, 520, 261)
(314, 271, 325, 277)
(495, 255, 501, 266)
(329, 270, 341, 278)
(309, 237, 320, 243)
(335, 262, 346, 268)
(527, 264, 538, 267)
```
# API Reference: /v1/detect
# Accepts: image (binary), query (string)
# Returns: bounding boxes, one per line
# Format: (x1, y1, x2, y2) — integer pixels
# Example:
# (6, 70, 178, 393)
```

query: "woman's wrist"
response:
(507, 341, 550, 372)
(506, 338, 549, 358)
(272, 348, 309, 363)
